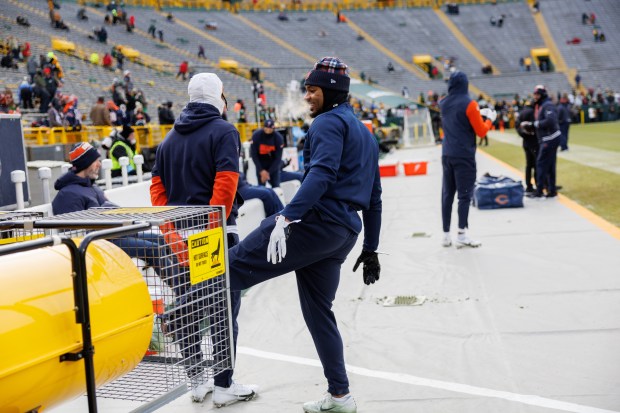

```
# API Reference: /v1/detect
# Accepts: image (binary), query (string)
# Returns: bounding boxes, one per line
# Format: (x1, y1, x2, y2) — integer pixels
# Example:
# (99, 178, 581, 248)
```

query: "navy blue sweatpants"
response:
(237, 185, 284, 217)
(225, 209, 358, 395)
(441, 155, 476, 233)
(535, 138, 560, 195)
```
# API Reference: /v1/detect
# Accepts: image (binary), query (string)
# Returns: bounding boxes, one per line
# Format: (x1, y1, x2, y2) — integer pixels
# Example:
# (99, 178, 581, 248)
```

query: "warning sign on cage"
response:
(188, 227, 225, 284)
(101, 207, 176, 214)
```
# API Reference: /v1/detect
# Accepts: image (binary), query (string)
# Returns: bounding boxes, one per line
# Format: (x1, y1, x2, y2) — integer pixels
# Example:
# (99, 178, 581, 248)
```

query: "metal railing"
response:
(77, 0, 520, 12)
(23, 123, 261, 149)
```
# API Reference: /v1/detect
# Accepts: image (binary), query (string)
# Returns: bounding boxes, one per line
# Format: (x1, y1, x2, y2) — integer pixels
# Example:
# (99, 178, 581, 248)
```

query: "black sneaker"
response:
(545, 192, 558, 198)
(526, 192, 543, 198)
(525, 187, 535, 194)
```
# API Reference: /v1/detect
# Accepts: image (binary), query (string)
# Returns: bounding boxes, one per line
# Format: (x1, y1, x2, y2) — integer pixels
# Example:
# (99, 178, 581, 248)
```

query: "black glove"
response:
(520, 121, 535, 135)
(353, 250, 380, 285)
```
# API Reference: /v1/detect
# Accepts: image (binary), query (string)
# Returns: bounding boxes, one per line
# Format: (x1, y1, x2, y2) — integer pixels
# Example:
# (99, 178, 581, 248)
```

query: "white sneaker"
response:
(455, 234, 481, 249)
(442, 233, 452, 247)
(303, 393, 357, 413)
(190, 377, 214, 402)
(213, 382, 258, 407)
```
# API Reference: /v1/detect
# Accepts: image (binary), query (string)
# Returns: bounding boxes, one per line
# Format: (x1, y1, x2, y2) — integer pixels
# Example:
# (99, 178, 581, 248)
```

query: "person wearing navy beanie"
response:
(250, 118, 284, 187)
(225, 57, 383, 413)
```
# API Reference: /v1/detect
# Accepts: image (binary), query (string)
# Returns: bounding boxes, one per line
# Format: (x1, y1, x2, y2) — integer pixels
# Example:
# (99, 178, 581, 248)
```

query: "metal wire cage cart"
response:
(0, 206, 234, 412)
(0, 211, 45, 245)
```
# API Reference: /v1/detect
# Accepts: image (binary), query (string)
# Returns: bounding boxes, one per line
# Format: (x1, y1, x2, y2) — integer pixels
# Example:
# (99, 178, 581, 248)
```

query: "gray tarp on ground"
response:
(53, 145, 620, 413)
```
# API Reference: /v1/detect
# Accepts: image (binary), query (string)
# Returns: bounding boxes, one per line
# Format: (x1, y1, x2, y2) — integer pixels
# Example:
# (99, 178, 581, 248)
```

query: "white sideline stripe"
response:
(238, 346, 618, 413)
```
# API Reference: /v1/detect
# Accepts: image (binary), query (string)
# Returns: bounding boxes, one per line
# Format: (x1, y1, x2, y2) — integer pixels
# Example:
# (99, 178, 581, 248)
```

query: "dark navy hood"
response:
(54, 170, 92, 191)
(174, 102, 223, 135)
(448, 71, 469, 95)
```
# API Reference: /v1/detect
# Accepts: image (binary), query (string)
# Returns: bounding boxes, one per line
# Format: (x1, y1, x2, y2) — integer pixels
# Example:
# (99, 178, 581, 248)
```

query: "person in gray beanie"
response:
(222, 57, 383, 413)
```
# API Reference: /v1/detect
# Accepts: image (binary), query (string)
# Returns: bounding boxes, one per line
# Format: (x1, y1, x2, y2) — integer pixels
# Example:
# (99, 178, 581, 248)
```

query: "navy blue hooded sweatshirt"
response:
(250, 128, 284, 178)
(151, 102, 240, 226)
(440, 71, 492, 159)
(281, 103, 382, 251)
(52, 171, 114, 215)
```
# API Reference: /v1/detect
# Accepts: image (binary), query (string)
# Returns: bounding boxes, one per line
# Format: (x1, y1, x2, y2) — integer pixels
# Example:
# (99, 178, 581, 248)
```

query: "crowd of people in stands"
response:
(3, 0, 618, 135)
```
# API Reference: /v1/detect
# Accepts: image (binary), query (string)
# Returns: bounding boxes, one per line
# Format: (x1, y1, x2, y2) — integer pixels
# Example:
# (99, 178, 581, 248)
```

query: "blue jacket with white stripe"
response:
(534, 97, 560, 143)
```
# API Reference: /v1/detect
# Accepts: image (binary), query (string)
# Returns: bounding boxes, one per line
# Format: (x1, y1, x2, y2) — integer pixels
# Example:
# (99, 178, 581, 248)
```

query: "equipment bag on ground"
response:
(473, 173, 524, 209)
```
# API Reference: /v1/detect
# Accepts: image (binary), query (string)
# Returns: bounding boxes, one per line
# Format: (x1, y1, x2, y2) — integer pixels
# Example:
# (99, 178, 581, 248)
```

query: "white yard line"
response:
(239, 346, 620, 413)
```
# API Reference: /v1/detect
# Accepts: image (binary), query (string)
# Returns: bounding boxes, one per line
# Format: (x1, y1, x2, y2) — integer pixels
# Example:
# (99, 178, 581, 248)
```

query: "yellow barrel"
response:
(0, 240, 153, 412)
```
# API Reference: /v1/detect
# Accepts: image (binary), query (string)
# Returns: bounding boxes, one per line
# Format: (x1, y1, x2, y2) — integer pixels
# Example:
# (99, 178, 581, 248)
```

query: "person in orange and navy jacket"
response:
(439, 71, 496, 249)
(149, 72, 247, 402)
(250, 118, 283, 188)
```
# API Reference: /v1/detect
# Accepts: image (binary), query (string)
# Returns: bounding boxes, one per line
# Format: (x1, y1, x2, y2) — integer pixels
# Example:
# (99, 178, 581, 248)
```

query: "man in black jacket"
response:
(157, 101, 175, 124)
(515, 101, 538, 194)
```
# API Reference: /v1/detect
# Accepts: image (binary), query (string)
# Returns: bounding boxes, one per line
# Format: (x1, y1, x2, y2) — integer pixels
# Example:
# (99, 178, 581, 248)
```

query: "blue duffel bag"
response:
(473, 174, 524, 209)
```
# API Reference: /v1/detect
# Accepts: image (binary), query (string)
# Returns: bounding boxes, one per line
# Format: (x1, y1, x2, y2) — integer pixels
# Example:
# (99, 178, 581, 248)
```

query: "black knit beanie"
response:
(304, 57, 350, 93)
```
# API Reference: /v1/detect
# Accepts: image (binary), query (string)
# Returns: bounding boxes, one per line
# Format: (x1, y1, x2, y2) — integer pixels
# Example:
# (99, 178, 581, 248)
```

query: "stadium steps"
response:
(56, 2, 285, 106)
(0, 3, 194, 114)
(171, 10, 311, 92)
(8, 0, 261, 109)
(471, 71, 571, 101)
(344, 17, 430, 80)
(336, 9, 488, 100)
(538, 0, 620, 91)
(576, 68, 620, 91)
(530, 4, 573, 86)
(433, 7, 500, 75)
(149, 10, 284, 92)
(0, 14, 109, 110)
(443, 2, 543, 74)
(239, 10, 448, 103)
(10, 0, 174, 75)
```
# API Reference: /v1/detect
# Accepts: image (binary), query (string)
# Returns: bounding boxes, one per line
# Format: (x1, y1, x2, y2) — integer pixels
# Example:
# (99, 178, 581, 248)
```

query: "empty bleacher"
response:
(445, 1, 544, 73)
(541, 0, 620, 74)
(472, 71, 571, 101)
(172, 10, 311, 91)
(240, 10, 448, 101)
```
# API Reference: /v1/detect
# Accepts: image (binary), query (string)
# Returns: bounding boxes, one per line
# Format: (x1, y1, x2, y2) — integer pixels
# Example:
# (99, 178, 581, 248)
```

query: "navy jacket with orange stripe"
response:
(439, 71, 493, 159)
(150, 102, 240, 226)
(250, 128, 283, 178)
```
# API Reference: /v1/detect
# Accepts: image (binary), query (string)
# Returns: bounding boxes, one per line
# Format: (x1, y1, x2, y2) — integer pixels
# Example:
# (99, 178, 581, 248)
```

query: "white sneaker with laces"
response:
(190, 377, 214, 402)
(303, 393, 357, 413)
(213, 382, 258, 408)
(455, 234, 481, 249)
(442, 233, 452, 247)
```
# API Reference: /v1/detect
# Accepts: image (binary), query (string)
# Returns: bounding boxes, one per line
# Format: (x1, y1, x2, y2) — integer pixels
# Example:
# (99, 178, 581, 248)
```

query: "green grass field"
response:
(484, 122, 620, 228)
(568, 122, 620, 153)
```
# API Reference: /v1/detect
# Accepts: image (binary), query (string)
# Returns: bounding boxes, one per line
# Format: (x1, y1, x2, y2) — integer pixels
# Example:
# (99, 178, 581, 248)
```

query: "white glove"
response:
(480, 108, 497, 123)
(267, 215, 298, 264)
